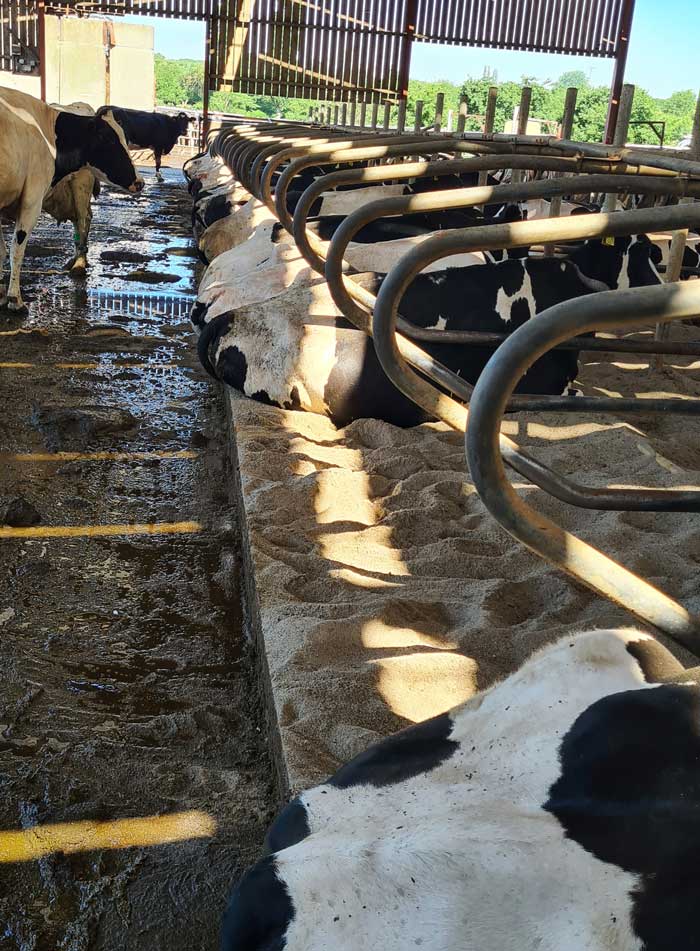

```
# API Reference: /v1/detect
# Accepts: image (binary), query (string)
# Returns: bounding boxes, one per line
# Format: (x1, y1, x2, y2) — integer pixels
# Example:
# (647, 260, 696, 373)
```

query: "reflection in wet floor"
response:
(0, 168, 274, 950)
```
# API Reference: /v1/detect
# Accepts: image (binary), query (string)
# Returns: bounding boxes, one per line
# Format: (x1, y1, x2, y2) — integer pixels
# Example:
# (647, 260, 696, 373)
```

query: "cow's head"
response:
(176, 112, 191, 136)
(85, 110, 144, 194)
(571, 234, 662, 291)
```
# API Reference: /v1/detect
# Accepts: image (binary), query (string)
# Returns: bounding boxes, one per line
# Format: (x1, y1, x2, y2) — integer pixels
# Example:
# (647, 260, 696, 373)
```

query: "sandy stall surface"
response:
(228, 324, 700, 793)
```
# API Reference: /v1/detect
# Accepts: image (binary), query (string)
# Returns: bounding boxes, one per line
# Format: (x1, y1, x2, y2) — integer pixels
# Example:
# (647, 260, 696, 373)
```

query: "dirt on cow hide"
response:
(0, 169, 276, 950)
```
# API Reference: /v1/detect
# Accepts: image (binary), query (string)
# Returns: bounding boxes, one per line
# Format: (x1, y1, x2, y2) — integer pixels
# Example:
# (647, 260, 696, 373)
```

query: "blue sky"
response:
(128, 0, 698, 97)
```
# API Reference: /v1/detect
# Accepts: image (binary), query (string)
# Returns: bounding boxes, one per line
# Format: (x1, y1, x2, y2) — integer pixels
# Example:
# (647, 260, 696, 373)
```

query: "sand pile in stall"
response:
(230, 320, 700, 792)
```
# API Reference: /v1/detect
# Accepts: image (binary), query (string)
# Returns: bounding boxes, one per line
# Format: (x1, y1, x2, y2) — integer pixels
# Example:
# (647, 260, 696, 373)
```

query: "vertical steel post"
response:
(605, 0, 637, 144)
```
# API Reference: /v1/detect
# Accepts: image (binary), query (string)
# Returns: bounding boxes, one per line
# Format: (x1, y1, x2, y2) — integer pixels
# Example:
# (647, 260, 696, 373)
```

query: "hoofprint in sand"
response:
(228, 321, 700, 794)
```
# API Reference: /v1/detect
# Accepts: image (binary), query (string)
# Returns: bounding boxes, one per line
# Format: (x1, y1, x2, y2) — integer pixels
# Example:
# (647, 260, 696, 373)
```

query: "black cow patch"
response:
(221, 854, 294, 951)
(328, 711, 458, 789)
(263, 797, 311, 855)
(545, 684, 700, 951)
(16, 230, 26, 245)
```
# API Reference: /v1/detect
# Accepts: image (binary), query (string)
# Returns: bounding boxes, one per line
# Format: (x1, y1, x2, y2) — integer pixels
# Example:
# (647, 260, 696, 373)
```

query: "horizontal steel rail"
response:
(464, 280, 700, 652)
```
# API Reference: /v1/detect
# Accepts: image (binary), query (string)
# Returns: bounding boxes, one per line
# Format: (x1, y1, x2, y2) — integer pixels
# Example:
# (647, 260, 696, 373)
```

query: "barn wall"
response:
(43, 16, 154, 110)
(0, 69, 40, 95)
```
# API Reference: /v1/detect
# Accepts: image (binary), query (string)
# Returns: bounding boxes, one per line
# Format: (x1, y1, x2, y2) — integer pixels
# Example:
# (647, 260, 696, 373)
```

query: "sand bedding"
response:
(227, 319, 700, 793)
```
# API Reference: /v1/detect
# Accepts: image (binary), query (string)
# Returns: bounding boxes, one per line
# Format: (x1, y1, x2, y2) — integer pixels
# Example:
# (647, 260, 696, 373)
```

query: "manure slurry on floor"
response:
(0, 168, 275, 951)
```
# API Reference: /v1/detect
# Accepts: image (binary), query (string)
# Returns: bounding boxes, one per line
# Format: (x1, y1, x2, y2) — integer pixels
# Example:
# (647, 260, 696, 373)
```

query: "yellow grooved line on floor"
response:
(2, 451, 198, 462)
(0, 811, 216, 862)
(0, 521, 202, 539)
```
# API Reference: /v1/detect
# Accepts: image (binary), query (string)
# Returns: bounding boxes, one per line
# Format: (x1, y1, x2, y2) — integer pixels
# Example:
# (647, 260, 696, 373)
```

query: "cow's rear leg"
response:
(154, 151, 164, 183)
(7, 199, 41, 312)
(0, 225, 7, 307)
(67, 203, 92, 274)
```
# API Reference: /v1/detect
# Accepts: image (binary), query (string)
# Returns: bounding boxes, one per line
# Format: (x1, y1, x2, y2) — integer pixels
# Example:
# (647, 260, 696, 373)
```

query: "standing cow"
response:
(0, 86, 143, 312)
(97, 107, 190, 182)
(44, 102, 100, 273)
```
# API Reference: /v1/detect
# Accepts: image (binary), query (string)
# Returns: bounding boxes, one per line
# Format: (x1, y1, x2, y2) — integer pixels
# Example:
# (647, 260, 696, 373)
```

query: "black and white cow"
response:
(197, 233, 662, 428)
(0, 86, 143, 311)
(97, 106, 190, 182)
(222, 627, 700, 951)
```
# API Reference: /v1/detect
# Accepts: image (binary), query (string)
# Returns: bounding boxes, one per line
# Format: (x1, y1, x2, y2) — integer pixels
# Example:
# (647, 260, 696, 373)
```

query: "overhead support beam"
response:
(605, 0, 637, 144)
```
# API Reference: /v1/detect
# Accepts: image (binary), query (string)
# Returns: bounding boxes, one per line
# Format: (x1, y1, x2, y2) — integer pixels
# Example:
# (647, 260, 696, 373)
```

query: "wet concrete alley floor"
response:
(0, 168, 275, 949)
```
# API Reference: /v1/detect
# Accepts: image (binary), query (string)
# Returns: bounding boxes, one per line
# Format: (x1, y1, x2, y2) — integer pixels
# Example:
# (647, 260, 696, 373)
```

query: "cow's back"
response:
(0, 86, 56, 209)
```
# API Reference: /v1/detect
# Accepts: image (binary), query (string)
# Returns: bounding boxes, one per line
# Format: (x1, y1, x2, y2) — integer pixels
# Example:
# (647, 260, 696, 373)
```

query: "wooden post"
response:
(349, 101, 356, 127)
(512, 86, 531, 183)
(456, 95, 467, 133)
(397, 99, 407, 133)
(433, 92, 444, 132)
(340, 102, 347, 126)
(605, 0, 637, 144)
(545, 86, 579, 255)
(477, 86, 498, 191)
(37, 0, 46, 102)
(371, 102, 379, 130)
(333, 104, 339, 125)
(654, 91, 700, 360)
(413, 99, 424, 132)
(383, 102, 391, 130)
(602, 83, 635, 212)
(200, 0, 212, 149)
(359, 101, 367, 127)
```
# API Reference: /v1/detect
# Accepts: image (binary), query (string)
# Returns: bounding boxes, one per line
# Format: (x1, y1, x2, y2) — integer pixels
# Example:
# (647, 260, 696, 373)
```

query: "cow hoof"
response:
(66, 257, 87, 275)
(6, 297, 27, 314)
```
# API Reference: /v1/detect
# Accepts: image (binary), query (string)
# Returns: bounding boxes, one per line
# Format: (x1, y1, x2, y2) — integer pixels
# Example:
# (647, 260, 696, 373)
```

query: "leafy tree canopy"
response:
(154, 55, 697, 147)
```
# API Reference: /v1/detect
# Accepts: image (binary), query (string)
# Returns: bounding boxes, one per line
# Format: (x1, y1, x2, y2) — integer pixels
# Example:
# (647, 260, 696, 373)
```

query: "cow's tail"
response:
(197, 312, 232, 380)
(92, 180, 101, 199)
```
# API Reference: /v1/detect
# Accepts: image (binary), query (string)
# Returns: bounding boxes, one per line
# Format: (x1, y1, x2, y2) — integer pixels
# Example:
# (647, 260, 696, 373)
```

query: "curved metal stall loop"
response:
(369, 205, 700, 506)
(464, 280, 700, 653)
(232, 129, 338, 192)
(240, 127, 361, 181)
(271, 140, 478, 227)
(326, 181, 700, 338)
(255, 133, 454, 210)
(291, 156, 681, 277)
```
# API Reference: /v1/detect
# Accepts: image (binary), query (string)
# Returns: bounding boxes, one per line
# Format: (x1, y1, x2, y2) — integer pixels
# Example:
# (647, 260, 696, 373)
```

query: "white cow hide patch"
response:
(269, 629, 655, 951)
(494, 262, 535, 323)
(214, 280, 353, 415)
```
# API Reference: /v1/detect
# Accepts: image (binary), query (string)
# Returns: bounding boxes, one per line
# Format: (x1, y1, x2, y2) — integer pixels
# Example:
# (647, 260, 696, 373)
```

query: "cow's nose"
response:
(129, 179, 145, 194)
